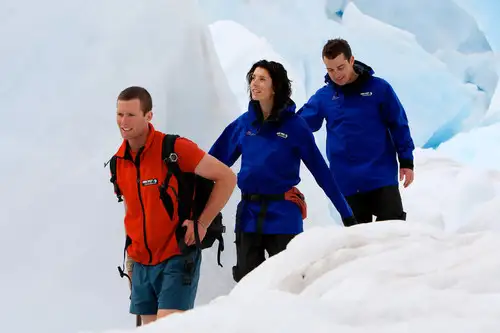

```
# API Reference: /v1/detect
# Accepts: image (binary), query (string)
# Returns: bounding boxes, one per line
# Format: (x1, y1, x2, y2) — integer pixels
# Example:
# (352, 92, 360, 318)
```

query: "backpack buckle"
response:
(168, 153, 178, 163)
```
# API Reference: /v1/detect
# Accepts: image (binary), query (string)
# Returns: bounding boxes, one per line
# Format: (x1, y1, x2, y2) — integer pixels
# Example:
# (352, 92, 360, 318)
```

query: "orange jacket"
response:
(114, 124, 206, 265)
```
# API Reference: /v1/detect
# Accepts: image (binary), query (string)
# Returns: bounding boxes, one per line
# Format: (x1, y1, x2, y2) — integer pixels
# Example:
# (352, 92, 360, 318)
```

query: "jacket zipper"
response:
(134, 148, 153, 264)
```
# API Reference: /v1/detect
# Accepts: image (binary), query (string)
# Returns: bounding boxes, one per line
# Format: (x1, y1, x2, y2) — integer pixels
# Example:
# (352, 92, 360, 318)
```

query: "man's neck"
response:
(346, 71, 359, 84)
(128, 128, 149, 152)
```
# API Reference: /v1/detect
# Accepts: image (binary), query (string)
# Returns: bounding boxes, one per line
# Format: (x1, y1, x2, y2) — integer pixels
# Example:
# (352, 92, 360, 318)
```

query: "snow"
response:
(96, 216, 500, 333)
(2, 0, 500, 332)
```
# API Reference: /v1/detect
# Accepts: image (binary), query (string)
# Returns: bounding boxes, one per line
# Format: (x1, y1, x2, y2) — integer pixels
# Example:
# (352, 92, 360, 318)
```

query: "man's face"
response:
(116, 99, 152, 140)
(323, 53, 355, 86)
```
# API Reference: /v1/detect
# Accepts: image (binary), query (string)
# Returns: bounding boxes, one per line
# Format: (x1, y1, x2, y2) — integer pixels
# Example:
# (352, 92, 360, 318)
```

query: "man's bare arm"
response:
(194, 153, 237, 226)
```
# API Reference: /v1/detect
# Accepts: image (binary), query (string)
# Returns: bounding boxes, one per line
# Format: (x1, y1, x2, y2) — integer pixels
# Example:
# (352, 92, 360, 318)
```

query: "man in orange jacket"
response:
(112, 86, 237, 325)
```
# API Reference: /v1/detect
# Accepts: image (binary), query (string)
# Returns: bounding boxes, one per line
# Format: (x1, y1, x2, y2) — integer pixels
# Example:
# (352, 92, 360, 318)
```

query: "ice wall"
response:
(0, 1, 237, 332)
(327, 0, 498, 101)
(199, 0, 494, 148)
(453, 0, 500, 51)
(327, 0, 492, 54)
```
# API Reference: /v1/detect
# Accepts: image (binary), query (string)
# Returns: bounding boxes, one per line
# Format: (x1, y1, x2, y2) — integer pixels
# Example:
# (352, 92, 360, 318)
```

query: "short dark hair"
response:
(117, 86, 153, 115)
(322, 38, 352, 60)
(246, 60, 292, 113)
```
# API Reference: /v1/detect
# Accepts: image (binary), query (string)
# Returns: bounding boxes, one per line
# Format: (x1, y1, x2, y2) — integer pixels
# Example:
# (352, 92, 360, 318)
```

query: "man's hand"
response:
(400, 168, 414, 188)
(183, 219, 207, 246)
(125, 256, 134, 284)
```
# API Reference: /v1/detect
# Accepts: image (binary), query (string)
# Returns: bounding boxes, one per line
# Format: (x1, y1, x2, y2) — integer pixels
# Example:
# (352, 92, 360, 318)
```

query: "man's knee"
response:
(372, 185, 405, 221)
(140, 314, 156, 325)
(157, 309, 184, 320)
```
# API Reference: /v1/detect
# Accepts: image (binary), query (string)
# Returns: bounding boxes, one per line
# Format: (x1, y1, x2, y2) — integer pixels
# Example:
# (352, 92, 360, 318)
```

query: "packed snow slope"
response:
(2, 0, 500, 333)
(91, 149, 500, 333)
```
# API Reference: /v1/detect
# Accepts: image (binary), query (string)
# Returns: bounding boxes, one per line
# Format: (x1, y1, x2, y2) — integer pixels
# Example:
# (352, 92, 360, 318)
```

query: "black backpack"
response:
(108, 134, 226, 273)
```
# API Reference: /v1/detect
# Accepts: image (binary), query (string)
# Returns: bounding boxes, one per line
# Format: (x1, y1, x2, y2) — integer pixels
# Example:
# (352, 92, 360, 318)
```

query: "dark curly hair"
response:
(246, 60, 292, 117)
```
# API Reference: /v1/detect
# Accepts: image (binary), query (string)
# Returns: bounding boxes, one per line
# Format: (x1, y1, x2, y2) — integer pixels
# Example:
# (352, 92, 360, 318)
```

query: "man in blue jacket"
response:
(298, 38, 415, 226)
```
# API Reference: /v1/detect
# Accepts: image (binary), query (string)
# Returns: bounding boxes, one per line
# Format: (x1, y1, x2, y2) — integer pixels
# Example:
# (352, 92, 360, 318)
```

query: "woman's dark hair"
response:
(246, 60, 292, 116)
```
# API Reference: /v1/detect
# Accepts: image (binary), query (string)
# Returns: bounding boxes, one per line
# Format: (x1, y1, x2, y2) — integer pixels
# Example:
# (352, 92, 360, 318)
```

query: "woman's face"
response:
(250, 67, 274, 102)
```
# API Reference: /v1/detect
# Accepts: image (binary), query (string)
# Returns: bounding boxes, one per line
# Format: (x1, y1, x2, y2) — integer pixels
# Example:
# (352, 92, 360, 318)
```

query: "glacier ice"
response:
(328, 0, 492, 54)
(327, 0, 498, 101)
(453, 0, 500, 51)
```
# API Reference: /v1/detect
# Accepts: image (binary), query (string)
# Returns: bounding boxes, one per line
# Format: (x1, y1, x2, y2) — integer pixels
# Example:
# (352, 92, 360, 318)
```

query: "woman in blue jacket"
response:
(209, 60, 356, 282)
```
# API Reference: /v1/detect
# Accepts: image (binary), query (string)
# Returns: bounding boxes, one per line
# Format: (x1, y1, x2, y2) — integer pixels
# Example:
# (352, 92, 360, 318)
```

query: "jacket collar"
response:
(248, 98, 296, 125)
(324, 60, 374, 93)
(115, 122, 156, 159)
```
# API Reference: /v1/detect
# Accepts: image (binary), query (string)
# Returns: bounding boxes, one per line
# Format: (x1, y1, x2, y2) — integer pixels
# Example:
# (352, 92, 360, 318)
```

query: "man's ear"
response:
(146, 111, 153, 122)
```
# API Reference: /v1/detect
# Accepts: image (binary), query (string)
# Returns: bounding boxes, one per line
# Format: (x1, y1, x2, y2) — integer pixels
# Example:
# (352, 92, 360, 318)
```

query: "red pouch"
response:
(284, 186, 307, 220)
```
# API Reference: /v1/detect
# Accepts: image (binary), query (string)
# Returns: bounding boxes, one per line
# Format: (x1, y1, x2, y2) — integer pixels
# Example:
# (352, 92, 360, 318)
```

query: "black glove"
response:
(342, 215, 358, 227)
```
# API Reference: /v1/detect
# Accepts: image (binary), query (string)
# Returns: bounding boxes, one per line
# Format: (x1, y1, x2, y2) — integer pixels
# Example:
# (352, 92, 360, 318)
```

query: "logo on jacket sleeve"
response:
(142, 178, 158, 186)
(276, 132, 288, 139)
(360, 91, 372, 96)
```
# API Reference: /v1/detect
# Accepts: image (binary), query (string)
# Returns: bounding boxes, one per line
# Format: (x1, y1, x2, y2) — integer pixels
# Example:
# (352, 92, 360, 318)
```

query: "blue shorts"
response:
(130, 250, 201, 315)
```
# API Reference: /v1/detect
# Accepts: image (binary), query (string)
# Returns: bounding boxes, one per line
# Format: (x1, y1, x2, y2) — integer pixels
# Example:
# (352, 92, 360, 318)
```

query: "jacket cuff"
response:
(399, 158, 414, 170)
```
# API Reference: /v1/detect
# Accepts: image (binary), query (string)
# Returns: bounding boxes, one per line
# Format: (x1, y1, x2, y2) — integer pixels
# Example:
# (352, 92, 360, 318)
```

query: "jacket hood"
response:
(324, 60, 374, 87)
(249, 98, 296, 124)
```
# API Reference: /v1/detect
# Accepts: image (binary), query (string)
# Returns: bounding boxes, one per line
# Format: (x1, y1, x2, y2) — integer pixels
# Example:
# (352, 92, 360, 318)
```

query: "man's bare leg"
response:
(140, 315, 157, 325)
(140, 310, 182, 325)
(157, 309, 184, 320)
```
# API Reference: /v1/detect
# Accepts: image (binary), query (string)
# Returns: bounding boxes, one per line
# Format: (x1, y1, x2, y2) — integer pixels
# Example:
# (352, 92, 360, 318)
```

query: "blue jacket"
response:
(209, 99, 353, 234)
(298, 61, 415, 197)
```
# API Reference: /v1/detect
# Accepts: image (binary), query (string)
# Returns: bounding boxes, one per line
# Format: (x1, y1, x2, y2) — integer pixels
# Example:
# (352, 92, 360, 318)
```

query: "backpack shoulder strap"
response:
(161, 134, 205, 250)
(108, 155, 123, 202)
(161, 134, 180, 166)
(161, 134, 183, 183)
